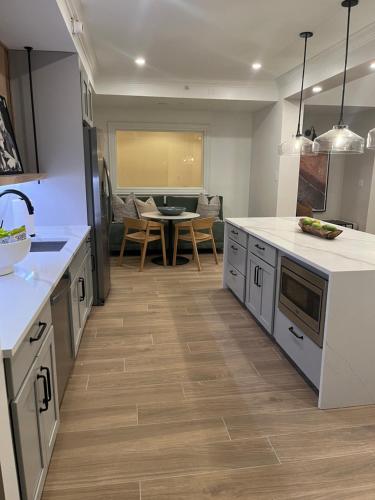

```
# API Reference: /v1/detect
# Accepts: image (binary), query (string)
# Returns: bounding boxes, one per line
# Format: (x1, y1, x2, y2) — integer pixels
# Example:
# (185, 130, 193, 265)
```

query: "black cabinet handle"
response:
(41, 366, 52, 402)
(254, 265, 259, 285)
(37, 374, 49, 413)
(231, 230, 238, 235)
(229, 269, 237, 276)
(255, 243, 265, 251)
(257, 267, 263, 287)
(230, 245, 238, 252)
(289, 326, 303, 340)
(30, 322, 47, 343)
(79, 277, 86, 302)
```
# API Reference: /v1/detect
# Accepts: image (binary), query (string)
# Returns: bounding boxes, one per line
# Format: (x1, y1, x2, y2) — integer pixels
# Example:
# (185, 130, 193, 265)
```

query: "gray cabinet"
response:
(11, 326, 59, 500)
(245, 252, 276, 334)
(70, 243, 93, 357)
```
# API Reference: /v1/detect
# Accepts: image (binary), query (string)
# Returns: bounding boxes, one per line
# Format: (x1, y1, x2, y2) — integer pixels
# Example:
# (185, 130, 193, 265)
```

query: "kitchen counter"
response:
(226, 217, 375, 274)
(0, 226, 90, 357)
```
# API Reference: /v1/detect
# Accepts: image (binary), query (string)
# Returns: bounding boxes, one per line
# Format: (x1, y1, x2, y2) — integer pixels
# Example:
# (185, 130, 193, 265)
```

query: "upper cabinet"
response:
(80, 66, 93, 126)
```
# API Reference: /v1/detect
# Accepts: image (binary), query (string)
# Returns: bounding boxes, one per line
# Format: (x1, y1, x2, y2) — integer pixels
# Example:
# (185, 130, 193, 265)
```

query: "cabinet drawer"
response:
(226, 264, 245, 302)
(227, 240, 247, 275)
(249, 235, 277, 267)
(5, 302, 52, 400)
(69, 239, 88, 280)
(228, 224, 248, 249)
(274, 308, 322, 388)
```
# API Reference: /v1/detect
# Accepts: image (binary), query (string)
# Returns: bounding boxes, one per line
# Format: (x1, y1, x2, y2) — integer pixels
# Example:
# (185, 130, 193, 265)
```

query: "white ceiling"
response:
(94, 94, 273, 112)
(74, 0, 375, 84)
(0, 0, 74, 51)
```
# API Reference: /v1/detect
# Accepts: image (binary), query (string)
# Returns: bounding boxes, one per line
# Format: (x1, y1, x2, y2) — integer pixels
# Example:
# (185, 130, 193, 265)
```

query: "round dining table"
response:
(142, 211, 200, 265)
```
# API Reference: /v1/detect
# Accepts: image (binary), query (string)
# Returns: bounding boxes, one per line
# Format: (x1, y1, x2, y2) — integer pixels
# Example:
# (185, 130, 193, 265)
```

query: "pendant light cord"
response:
(339, 3, 352, 126)
(296, 34, 309, 137)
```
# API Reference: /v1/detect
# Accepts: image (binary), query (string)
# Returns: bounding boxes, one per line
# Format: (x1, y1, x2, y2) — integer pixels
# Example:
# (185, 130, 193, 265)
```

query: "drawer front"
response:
(5, 302, 52, 399)
(69, 239, 89, 281)
(249, 235, 277, 267)
(226, 264, 245, 302)
(274, 308, 322, 388)
(228, 224, 248, 249)
(227, 240, 247, 275)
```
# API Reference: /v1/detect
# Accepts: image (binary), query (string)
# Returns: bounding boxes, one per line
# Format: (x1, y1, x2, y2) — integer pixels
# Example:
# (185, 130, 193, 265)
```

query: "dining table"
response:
(142, 211, 200, 265)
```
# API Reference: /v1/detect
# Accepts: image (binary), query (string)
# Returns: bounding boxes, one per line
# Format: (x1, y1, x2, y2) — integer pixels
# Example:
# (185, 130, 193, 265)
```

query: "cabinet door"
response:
(258, 262, 276, 334)
(245, 254, 261, 318)
(37, 327, 60, 464)
(11, 361, 45, 500)
(70, 276, 82, 357)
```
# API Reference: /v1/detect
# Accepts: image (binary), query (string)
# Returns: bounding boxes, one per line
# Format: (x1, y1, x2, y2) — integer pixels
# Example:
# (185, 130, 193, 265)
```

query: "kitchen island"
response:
(224, 217, 375, 410)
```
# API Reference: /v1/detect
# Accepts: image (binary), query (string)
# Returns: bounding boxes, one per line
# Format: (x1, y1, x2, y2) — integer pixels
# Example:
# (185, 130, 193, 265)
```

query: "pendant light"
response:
(313, 0, 364, 154)
(279, 32, 314, 156)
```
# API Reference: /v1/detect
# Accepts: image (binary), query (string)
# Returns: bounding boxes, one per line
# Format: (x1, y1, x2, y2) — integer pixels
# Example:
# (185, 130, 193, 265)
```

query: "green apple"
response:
(322, 224, 337, 232)
(312, 221, 322, 229)
(302, 217, 314, 226)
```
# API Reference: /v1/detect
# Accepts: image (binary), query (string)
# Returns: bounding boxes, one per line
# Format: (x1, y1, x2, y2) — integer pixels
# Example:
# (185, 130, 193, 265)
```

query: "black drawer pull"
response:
(255, 243, 265, 251)
(230, 245, 238, 252)
(41, 366, 52, 402)
(254, 265, 258, 285)
(79, 277, 86, 302)
(30, 322, 47, 343)
(231, 230, 238, 235)
(289, 326, 303, 340)
(37, 374, 49, 413)
(229, 269, 237, 276)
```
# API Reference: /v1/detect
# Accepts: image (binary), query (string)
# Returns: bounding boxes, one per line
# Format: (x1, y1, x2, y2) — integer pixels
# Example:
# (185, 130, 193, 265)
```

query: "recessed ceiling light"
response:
(135, 57, 146, 66)
(312, 86, 322, 93)
(370, 62, 375, 69)
(252, 62, 262, 70)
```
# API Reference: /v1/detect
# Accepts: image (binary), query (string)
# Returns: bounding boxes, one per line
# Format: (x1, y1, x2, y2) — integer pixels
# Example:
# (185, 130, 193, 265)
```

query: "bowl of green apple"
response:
(298, 218, 343, 240)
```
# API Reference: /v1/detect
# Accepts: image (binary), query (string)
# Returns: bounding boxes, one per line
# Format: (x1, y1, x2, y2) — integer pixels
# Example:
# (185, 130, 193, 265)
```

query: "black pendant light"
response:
(278, 32, 314, 156)
(313, 0, 364, 154)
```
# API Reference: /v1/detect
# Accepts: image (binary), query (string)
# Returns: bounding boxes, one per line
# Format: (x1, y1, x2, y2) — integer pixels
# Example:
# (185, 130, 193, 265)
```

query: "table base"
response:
(151, 256, 190, 266)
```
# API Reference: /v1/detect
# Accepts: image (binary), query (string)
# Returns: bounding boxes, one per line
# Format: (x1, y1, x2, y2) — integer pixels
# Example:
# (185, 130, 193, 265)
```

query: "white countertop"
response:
(226, 217, 375, 274)
(0, 225, 90, 356)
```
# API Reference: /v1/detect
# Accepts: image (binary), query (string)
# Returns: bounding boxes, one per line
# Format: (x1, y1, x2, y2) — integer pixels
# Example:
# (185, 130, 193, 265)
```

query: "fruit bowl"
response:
(157, 206, 186, 216)
(298, 218, 343, 240)
(0, 237, 31, 276)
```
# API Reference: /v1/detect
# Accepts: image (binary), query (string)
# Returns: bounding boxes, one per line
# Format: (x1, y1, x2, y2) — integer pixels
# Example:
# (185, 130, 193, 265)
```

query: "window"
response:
(114, 130, 204, 190)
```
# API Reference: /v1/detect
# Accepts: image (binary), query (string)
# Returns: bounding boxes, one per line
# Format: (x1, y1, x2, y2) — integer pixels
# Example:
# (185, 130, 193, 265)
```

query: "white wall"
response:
(7, 50, 88, 226)
(94, 104, 252, 218)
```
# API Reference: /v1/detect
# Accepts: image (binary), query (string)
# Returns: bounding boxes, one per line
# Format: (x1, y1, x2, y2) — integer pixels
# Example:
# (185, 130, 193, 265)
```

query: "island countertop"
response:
(226, 217, 375, 274)
(0, 225, 90, 356)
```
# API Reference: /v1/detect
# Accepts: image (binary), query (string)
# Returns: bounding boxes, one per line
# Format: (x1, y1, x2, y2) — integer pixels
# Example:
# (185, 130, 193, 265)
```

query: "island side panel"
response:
(319, 270, 375, 409)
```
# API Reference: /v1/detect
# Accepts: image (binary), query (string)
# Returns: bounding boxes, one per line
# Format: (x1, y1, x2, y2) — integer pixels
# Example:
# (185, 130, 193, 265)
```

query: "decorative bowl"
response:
(0, 237, 31, 276)
(157, 206, 186, 216)
(298, 219, 343, 240)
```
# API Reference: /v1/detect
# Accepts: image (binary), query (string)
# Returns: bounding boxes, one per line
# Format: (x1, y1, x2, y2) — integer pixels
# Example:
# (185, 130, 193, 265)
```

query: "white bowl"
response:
(0, 237, 31, 276)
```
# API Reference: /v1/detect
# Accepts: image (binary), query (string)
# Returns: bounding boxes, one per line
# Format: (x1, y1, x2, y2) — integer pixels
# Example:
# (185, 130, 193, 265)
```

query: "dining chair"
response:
(118, 217, 166, 271)
(173, 217, 218, 271)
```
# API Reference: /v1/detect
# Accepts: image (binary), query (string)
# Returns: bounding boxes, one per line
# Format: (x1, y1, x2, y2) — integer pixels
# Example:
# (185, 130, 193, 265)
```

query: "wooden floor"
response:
(42, 254, 375, 499)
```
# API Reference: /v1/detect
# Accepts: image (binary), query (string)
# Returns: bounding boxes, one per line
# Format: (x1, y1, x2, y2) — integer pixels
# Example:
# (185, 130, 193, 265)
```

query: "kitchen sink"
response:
(30, 241, 67, 252)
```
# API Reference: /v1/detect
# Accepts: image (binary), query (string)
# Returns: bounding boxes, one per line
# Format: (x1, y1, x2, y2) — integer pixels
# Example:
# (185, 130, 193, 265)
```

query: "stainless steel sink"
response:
(30, 241, 67, 252)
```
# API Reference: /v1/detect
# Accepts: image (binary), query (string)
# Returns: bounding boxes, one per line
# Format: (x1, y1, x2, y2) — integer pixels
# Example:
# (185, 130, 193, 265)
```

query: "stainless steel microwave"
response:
(278, 257, 328, 347)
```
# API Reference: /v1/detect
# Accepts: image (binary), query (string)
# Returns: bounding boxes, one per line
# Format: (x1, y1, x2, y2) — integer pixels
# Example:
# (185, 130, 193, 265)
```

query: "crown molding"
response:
(55, 0, 96, 84)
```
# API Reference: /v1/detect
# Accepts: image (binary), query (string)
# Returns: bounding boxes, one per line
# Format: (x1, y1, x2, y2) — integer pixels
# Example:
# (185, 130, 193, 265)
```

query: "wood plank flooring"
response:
(42, 254, 375, 499)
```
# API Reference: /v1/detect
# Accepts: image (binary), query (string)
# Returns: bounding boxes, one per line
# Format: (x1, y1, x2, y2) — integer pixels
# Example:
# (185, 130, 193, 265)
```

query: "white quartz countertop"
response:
(226, 217, 375, 274)
(0, 225, 90, 356)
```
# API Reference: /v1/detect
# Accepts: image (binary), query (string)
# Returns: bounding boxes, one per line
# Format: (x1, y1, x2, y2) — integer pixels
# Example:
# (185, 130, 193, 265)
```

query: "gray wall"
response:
(8, 50, 88, 226)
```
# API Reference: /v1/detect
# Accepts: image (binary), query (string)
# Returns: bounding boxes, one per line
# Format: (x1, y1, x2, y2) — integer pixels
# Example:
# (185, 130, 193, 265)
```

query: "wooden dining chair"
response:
(173, 217, 218, 271)
(118, 217, 166, 271)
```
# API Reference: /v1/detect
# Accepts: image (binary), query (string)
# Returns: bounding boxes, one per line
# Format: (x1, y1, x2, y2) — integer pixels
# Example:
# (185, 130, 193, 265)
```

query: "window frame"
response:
(108, 121, 210, 195)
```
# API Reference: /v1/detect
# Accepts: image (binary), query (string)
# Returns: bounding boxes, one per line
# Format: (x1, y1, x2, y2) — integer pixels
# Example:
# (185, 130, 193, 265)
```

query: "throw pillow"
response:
(112, 193, 138, 222)
(135, 196, 158, 218)
(196, 193, 221, 220)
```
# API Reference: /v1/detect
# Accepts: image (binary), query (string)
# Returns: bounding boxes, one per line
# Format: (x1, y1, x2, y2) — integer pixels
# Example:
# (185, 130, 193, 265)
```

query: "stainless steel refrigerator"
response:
(83, 124, 111, 305)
